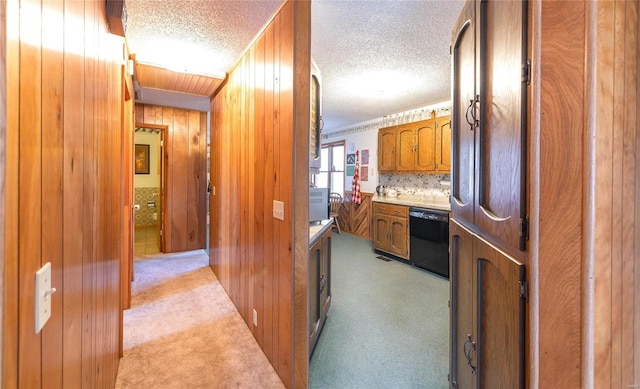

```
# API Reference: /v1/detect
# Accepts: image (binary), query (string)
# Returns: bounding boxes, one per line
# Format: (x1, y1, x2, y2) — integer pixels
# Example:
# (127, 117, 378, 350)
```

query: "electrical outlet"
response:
(253, 309, 258, 327)
(273, 200, 284, 221)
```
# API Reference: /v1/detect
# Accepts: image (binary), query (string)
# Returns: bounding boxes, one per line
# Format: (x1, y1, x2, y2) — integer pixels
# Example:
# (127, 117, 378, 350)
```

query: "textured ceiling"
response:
(125, 0, 466, 132)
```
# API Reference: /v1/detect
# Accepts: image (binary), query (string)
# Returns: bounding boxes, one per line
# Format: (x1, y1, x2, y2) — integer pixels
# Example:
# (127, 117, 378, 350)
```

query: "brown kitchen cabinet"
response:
(309, 226, 331, 357)
(377, 116, 451, 174)
(377, 126, 397, 173)
(372, 202, 409, 259)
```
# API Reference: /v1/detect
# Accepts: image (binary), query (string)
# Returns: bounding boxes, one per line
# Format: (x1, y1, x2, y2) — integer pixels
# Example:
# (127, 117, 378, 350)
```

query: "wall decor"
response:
(361, 166, 369, 181)
(361, 149, 369, 165)
(346, 165, 355, 176)
(346, 153, 356, 164)
(135, 144, 150, 174)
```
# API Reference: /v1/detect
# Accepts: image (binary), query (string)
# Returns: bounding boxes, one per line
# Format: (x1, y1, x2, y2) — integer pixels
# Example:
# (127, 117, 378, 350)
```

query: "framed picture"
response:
(135, 144, 150, 174)
(346, 153, 356, 164)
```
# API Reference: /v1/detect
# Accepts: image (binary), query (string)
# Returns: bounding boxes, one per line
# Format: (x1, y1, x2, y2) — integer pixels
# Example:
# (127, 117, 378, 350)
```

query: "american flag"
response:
(352, 150, 361, 205)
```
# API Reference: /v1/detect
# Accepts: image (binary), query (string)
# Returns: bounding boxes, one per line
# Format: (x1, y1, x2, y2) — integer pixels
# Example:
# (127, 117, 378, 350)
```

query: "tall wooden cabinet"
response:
(449, 0, 529, 387)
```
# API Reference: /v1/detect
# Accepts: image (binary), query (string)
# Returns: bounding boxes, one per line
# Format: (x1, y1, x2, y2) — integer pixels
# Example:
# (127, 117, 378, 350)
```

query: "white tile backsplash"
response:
(379, 174, 450, 198)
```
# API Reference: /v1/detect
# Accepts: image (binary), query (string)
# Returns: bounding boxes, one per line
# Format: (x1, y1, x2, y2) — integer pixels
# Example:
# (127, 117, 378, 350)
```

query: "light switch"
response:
(273, 200, 285, 221)
(35, 262, 56, 333)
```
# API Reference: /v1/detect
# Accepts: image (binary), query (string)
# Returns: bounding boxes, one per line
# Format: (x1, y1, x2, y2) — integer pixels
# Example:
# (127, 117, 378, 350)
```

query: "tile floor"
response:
(134, 225, 161, 257)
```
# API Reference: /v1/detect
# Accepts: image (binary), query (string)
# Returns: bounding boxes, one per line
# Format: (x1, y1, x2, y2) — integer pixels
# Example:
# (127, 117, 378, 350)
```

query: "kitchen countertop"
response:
(372, 194, 451, 211)
(309, 218, 333, 247)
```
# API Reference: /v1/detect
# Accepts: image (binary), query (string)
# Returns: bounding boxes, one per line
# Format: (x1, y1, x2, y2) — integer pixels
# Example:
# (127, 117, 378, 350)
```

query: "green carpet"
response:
(309, 233, 449, 389)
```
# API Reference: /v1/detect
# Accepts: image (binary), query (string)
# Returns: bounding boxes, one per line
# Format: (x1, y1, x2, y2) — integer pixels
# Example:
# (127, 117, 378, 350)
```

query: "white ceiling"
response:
(125, 0, 466, 132)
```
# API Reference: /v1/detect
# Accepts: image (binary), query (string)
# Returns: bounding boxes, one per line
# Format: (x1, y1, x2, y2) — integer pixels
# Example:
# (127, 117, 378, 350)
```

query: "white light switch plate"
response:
(273, 200, 284, 221)
(35, 262, 54, 333)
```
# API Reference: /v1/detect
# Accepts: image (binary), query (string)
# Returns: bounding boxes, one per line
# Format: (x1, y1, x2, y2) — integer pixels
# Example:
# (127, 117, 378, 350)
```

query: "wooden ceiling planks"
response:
(135, 62, 225, 97)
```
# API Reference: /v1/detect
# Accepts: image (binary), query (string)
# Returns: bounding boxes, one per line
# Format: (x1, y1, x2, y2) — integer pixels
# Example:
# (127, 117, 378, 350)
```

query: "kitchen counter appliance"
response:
(409, 207, 449, 278)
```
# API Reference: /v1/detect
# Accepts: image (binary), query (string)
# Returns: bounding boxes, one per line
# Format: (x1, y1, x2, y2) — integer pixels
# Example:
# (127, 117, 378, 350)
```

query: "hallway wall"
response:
(135, 104, 208, 253)
(3, 0, 128, 387)
(210, 1, 311, 387)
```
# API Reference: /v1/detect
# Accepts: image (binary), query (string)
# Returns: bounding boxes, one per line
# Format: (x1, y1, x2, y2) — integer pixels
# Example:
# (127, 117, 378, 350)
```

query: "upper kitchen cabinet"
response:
(378, 126, 397, 173)
(378, 116, 451, 174)
(310, 59, 323, 174)
(451, 0, 528, 254)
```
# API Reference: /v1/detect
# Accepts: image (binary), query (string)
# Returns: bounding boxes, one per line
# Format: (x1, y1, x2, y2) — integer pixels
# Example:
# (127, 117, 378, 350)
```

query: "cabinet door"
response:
(474, 235, 525, 389)
(474, 0, 528, 252)
(378, 128, 396, 172)
(308, 237, 322, 356)
(436, 117, 451, 173)
(373, 215, 390, 252)
(450, 0, 476, 226)
(449, 219, 476, 389)
(415, 121, 437, 171)
(320, 233, 331, 319)
(396, 124, 416, 171)
(388, 215, 408, 259)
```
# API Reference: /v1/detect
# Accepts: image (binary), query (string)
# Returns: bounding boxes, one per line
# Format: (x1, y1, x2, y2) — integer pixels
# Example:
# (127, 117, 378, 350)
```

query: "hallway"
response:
(115, 250, 284, 388)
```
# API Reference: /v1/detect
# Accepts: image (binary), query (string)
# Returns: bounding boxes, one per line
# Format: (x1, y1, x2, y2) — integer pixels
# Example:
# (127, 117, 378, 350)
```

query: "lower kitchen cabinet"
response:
(309, 226, 331, 357)
(372, 202, 409, 259)
(449, 218, 526, 388)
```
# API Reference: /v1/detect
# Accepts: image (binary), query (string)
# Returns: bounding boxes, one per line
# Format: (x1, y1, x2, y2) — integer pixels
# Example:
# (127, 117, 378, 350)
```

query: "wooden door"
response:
(395, 124, 415, 171)
(474, 235, 525, 389)
(378, 127, 396, 172)
(449, 219, 476, 389)
(450, 0, 476, 226)
(474, 0, 528, 252)
(415, 120, 437, 171)
(436, 117, 451, 172)
(388, 215, 408, 258)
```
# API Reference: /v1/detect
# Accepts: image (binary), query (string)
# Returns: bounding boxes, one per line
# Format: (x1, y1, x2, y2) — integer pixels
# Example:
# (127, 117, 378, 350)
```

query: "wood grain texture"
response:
(135, 104, 208, 253)
(584, 1, 640, 387)
(534, 1, 585, 387)
(3, 0, 19, 385)
(338, 192, 373, 239)
(209, 1, 310, 386)
(136, 62, 224, 97)
(0, 0, 6, 383)
(4, 0, 127, 387)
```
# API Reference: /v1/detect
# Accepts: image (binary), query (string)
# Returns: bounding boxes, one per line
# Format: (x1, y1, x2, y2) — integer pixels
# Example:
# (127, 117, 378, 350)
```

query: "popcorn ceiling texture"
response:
(124, 0, 466, 133)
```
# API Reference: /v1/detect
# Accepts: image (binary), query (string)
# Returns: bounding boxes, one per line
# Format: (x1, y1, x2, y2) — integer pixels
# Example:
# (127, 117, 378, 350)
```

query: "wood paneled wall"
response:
(531, 1, 639, 387)
(3, 0, 127, 387)
(135, 104, 207, 253)
(338, 192, 373, 240)
(584, 1, 639, 387)
(210, 1, 311, 387)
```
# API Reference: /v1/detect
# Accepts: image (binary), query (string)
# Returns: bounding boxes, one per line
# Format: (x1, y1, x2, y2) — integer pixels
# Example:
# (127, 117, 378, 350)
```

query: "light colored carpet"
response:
(115, 250, 285, 389)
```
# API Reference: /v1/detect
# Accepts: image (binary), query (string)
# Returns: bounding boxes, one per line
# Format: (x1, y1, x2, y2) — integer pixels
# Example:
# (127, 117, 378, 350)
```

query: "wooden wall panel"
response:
(585, 1, 639, 387)
(210, 1, 310, 387)
(0, 0, 6, 383)
(3, 0, 127, 387)
(134, 104, 207, 253)
(338, 192, 373, 240)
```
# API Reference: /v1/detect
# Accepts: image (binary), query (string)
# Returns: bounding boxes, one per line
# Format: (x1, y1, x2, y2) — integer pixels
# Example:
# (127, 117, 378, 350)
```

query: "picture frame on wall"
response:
(135, 144, 150, 174)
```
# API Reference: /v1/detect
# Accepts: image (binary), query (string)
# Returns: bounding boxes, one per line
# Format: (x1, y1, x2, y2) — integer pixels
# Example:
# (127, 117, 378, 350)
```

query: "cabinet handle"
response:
(319, 274, 327, 293)
(463, 334, 477, 375)
(465, 95, 479, 131)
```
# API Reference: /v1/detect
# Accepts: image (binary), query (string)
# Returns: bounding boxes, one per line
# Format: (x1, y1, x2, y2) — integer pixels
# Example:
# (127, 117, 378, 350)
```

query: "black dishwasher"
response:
(409, 207, 449, 279)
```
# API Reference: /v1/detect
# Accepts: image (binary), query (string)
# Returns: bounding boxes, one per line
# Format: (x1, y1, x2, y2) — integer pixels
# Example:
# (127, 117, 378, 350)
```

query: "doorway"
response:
(133, 123, 167, 257)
